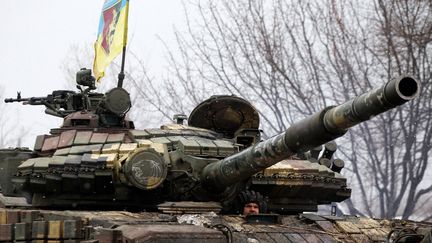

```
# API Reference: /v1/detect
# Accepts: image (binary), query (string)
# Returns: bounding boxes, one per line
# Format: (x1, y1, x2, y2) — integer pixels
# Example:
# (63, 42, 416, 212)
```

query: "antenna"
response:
(117, 46, 126, 88)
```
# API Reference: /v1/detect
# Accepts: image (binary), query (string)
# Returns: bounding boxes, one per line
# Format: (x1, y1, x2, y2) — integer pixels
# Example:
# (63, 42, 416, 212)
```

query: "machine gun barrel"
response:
(4, 96, 49, 105)
(201, 76, 420, 192)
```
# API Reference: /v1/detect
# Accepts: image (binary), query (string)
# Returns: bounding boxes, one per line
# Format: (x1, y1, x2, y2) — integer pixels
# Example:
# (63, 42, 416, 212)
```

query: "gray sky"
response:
(0, 0, 186, 147)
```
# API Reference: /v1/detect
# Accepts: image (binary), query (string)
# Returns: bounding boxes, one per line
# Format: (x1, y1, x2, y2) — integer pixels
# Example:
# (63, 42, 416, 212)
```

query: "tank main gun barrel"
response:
(201, 76, 420, 192)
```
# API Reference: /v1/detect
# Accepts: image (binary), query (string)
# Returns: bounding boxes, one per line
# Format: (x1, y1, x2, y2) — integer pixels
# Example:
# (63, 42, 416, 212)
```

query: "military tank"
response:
(0, 69, 430, 242)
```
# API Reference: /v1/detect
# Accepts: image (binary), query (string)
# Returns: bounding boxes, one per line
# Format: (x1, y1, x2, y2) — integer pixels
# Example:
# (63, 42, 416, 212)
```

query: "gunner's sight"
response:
(76, 68, 96, 90)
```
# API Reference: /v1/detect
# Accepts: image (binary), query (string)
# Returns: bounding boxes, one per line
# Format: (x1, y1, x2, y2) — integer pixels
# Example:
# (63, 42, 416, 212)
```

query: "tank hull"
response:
(0, 201, 430, 242)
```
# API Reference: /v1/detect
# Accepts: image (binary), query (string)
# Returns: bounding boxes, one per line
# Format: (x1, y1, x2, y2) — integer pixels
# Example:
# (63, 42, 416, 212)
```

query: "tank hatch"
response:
(188, 95, 259, 139)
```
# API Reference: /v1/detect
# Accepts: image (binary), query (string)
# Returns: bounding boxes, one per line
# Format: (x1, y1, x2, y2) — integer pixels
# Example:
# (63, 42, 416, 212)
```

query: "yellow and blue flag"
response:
(93, 0, 129, 81)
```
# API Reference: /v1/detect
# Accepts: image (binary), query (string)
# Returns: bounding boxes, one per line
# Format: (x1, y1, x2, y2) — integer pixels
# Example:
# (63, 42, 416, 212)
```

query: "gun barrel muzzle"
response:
(323, 76, 419, 133)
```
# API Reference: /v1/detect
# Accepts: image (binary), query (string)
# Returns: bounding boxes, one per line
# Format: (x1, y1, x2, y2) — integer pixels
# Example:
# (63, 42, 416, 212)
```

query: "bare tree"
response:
(131, 0, 432, 220)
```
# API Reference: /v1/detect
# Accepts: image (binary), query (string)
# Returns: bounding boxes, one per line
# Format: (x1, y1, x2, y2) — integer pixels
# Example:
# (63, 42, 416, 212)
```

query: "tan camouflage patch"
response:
(69, 144, 102, 155)
(144, 128, 167, 136)
(102, 143, 121, 154)
(178, 138, 201, 155)
(150, 137, 171, 144)
(0, 210, 6, 224)
(128, 129, 150, 139)
(213, 140, 238, 156)
(119, 143, 138, 154)
(150, 143, 165, 154)
(160, 124, 187, 130)
(98, 153, 118, 168)
(336, 221, 362, 233)
(48, 220, 63, 239)
(195, 139, 218, 156)
(136, 139, 153, 148)
(357, 218, 381, 228)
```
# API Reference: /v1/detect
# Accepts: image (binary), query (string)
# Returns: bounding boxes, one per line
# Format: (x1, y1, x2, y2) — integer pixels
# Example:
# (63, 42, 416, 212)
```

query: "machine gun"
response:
(5, 90, 81, 118)
(4, 69, 99, 118)
(4, 68, 131, 122)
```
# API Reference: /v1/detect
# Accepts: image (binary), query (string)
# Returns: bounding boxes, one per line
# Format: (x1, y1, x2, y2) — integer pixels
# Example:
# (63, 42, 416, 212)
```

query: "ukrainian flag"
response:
(93, 0, 129, 81)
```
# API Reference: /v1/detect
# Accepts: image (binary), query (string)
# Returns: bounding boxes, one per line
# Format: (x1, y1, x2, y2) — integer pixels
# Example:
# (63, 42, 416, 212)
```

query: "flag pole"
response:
(117, 45, 126, 88)
(117, 0, 129, 88)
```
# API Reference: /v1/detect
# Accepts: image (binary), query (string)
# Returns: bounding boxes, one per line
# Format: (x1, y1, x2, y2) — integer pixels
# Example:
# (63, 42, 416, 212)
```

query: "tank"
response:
(0, 70, 431, 242)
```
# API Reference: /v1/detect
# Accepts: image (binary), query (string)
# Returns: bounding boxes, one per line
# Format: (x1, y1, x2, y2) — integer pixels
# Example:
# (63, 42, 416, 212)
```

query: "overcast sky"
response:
(0, 0, 186, 147)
